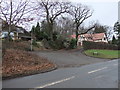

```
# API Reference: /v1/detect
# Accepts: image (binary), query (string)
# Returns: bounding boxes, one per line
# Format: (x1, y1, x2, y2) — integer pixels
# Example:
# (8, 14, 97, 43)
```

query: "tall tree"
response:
(114, 22, 120, 36)
(112, 35, 117, 44)
(93, 23, 106, 34)
(36, 0, 71, 40)
(69, 4, 95, 46)
(55, 17, 75, 37)
(114, 22, 120, 46)
(32, 22, 41, 40)
(0, 0, 34, 40)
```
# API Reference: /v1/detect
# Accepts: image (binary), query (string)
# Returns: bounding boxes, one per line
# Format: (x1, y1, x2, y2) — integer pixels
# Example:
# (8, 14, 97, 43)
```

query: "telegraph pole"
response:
(31, 30, 33, 51)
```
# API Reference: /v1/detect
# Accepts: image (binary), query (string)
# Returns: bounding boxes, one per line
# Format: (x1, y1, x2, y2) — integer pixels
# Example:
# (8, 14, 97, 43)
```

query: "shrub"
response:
(42, 39, 51, 49)
(68, 39, 77, 49)
(32, 40, 39, 48)
(83, 41, 118, 50)
(63, 40, 70, 49)
(46, 35, 66, 50)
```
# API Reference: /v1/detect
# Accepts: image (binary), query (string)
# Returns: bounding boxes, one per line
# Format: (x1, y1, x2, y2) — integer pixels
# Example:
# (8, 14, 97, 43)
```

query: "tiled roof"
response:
(70, 33, 105, 40)
(92, 33, 105, 40)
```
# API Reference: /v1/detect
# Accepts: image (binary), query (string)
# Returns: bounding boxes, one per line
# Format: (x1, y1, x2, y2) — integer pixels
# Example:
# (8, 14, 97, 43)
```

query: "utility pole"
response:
(31, 30, 33, 51)
(8, 0, 12, 41)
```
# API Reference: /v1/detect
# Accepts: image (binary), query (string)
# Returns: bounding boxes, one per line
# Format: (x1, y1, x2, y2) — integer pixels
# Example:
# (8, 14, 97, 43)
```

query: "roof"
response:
(70, 33, 105, 41)
(92, 33, 105, 40)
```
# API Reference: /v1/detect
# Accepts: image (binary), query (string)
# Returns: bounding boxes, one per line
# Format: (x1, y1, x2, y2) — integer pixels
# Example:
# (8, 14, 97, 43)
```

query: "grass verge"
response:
(84, 49, 120, 59)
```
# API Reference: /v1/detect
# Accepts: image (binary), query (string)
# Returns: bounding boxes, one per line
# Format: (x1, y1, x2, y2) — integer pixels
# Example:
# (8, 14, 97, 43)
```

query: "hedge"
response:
(83, 41, 118, 50)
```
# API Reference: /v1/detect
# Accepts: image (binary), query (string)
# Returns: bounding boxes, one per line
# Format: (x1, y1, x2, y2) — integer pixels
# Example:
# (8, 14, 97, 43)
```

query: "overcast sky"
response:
(69, 0, 118, 27)
(14, 0, 118, 31)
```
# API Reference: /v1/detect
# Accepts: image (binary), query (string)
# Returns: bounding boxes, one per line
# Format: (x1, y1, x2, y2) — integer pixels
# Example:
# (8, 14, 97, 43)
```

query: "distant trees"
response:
(57, 17, 75, 36)
(93, 23, 106, 34)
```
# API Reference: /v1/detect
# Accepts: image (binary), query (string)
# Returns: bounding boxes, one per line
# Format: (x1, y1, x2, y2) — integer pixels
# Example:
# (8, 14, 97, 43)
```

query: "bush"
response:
(68, 39, 77, 49)
(42, 39, 51, 49)
(32, 40, 39, 48)
(46, 35, 66, 50)
(83, 41, 118, 50)
(63, 40, 70, 49)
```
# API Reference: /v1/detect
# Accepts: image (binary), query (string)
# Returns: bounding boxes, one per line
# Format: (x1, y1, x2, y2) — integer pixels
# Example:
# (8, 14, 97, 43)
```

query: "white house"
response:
(71, 33, 108, 46)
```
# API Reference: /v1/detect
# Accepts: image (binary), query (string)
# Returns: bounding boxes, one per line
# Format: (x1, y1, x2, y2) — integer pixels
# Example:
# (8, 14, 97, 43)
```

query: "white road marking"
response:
(35, 76, 75, 88)
(88, 67, 107, 74)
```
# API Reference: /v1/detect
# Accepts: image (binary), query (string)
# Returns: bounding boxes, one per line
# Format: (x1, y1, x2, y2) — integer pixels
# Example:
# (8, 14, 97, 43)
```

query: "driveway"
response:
(34, 49, 111, 68)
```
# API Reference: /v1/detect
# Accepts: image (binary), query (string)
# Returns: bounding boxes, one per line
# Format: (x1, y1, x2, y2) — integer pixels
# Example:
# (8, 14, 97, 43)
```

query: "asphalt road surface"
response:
(34, 50, 110, 68)
(3, 59, 118, 88)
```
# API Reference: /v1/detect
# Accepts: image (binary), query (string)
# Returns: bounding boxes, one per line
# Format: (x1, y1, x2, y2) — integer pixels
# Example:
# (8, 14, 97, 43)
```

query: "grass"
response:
(84, 49, 120, 59)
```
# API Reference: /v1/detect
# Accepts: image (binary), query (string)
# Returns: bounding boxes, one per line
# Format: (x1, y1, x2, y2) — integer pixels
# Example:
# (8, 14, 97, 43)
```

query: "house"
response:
(0, 18, 31, 40)
(71, 33, 108, 46)
(0, 32, 14, 39)
(1, 26, 31, 40)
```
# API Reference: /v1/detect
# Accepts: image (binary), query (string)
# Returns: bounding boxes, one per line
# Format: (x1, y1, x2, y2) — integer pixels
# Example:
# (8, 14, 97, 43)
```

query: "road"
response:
(34, 50, 110, 68)
(3, 59, 118, 88)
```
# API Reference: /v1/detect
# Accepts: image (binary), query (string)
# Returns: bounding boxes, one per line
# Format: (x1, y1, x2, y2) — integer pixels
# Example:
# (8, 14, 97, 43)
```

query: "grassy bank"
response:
(84, 49, 120, 59)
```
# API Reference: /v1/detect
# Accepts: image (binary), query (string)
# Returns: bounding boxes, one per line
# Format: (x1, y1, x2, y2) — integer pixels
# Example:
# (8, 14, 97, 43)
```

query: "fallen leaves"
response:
(2, 49, 56, 78)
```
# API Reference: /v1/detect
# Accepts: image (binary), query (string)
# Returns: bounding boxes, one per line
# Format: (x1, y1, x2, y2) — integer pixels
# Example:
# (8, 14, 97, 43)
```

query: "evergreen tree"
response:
(114, 22, 120, 46)
(41, 20, 50, 36)
(114, 22, 120, 36)
(112, 35, 116, 44)
(35, 22, 41, 40)
(93, 25, 106, 34)
(31, 26, 35, 34)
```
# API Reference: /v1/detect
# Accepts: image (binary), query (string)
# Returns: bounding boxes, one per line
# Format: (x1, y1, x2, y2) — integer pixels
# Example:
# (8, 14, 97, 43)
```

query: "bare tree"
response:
(57, 17, 75, 36)
(104, 26, 113, 42)
(0, 0, 34, 40)
(69, 4, 96, 46)
(36, 0, 71, 40)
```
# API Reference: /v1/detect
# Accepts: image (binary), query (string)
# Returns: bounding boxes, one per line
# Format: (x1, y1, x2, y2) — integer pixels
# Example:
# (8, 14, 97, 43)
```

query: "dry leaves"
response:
(2, 49, 55, 78)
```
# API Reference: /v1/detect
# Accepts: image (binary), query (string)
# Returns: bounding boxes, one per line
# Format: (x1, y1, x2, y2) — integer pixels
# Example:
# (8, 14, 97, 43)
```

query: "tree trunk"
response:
(8, 0, 12, 41)
(75, 26, 79, 47)
(48, 22, 53, 41)
(8, 24, 11, 41)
